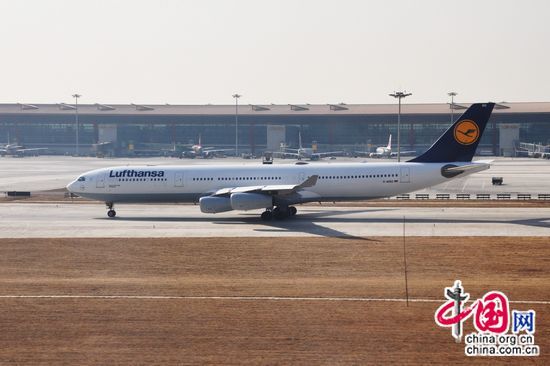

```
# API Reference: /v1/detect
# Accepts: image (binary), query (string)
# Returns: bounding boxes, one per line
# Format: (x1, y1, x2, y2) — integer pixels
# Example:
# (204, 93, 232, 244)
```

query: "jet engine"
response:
(230, 192, 273, 211)
(199, 196, 233, 213)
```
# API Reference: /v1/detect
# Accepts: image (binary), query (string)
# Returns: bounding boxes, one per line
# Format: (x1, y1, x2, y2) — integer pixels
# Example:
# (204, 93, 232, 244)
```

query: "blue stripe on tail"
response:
(408, 103, 495, 163)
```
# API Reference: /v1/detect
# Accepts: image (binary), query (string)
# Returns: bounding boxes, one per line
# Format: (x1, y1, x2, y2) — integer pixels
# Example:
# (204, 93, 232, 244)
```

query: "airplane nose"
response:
(66, 181, 76, 192)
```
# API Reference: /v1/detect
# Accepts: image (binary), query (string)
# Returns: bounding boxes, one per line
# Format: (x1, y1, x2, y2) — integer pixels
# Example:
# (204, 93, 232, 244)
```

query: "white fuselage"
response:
(66, 161, 482, 206)
(370, 146, 391, 158)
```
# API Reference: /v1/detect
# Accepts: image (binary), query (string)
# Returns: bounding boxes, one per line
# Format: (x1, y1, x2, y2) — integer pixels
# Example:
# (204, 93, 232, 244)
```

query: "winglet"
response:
(297, 174, 318, 189)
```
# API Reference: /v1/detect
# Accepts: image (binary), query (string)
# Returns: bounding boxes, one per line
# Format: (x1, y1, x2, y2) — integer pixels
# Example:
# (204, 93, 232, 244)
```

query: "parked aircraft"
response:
(0, 144, 47, 157)
(274, 132, 341, 160)
(181, 134, 233, 158)
(356, 135, 415, 158)
(67, 103, 495, 220)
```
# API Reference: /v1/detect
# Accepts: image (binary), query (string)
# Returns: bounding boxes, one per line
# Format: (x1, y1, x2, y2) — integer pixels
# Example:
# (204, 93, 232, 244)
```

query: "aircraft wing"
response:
(313, 151, 342, 157)
(211, 175, 318, 197)
(17, 148, 48, 152)
(272, 151, 300, 158)
(202, 147, 233, 152)
(203, 148, 233, 153)
(391, 150, 415, 156)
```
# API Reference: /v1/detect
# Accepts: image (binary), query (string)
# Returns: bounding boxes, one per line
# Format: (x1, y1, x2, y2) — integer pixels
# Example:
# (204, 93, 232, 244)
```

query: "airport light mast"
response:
(232, 93, 241, 157)
(448, 91, 457, 124)
(72, 93, 81, 156)
(389, 91, 412, 162)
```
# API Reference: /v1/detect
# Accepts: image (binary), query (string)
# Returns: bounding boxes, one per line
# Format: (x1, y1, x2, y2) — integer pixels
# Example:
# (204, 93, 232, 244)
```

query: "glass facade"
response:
(0, 110, 549, 155)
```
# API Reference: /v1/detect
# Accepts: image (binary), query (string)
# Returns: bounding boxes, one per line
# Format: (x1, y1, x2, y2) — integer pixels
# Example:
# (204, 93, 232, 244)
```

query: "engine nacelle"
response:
(230, 192, 273, 211)
(199, 196, 233, 213)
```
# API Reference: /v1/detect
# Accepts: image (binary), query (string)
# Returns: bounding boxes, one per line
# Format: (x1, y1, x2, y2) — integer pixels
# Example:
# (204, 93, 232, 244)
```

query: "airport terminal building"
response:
(0, 102, 549, 157)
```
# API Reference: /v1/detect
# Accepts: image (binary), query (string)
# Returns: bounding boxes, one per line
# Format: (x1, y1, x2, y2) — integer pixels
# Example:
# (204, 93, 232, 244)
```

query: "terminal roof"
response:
(0, 102, 549, 116)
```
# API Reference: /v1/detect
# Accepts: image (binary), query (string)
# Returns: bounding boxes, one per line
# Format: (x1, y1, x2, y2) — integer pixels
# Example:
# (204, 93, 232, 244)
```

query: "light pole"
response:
(232, 93, 241, 157)
(72, 93, 81, 156)
(389, 91, 412, 162)
(448, 91, 457, 124)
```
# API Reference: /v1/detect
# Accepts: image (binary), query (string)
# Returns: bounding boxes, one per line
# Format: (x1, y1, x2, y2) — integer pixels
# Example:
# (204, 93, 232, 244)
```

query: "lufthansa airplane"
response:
(67, 103, 495, 220)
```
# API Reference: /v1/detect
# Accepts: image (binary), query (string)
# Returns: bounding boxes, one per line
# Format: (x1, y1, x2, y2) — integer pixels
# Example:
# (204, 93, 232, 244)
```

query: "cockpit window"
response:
(77, 176, 86, 182)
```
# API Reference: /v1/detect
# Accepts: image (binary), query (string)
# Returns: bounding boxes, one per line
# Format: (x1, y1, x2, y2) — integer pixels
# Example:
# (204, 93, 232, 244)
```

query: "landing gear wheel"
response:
(105, 202, 116, 218)
(289, 206, 297, 216)
(261, 210, 273, 221)
(273, 207, 289, 220)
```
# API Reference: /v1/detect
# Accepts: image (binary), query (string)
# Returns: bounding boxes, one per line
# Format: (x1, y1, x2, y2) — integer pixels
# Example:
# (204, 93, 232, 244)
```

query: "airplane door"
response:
(175, 172, 184, 187)
(96, 172, 106, 188)
(400, 167, 410, 183)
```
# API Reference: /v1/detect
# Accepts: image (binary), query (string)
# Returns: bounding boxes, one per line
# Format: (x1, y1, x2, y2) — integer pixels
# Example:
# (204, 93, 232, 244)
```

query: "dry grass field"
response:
(0, 237, 548, 365)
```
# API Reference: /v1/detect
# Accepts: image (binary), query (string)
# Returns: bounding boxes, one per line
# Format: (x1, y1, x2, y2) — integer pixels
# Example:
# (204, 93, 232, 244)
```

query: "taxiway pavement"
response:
(2, 203, 550, 237)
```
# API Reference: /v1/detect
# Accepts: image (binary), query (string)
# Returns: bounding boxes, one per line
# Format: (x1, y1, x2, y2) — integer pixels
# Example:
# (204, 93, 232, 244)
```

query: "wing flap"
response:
(232, 185, 265, 193)
(261, 184, 298, 191)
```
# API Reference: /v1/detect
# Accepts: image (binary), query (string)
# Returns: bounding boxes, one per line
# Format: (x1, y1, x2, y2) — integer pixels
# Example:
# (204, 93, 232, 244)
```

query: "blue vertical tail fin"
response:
(409, 103, 495, 163)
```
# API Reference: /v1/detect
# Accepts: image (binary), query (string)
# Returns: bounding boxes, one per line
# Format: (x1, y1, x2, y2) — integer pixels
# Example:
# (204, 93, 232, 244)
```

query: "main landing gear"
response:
(261, 206, 297, 221)
(106, 202, 116, 218)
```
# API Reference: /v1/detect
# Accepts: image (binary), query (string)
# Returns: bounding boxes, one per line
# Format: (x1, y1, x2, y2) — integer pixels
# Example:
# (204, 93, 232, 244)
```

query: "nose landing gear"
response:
(106, 202, 116, 218)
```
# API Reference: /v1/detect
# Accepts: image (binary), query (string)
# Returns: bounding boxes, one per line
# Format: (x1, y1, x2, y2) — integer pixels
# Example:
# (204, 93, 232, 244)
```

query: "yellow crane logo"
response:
(454, 120, 480, 145)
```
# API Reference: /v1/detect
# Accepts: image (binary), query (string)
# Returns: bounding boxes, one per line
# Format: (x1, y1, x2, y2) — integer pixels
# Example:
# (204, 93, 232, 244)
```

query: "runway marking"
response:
(0, 295, 548, 305)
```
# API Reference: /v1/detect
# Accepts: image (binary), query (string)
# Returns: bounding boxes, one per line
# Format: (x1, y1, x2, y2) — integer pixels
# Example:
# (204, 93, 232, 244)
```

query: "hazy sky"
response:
(1, 0, 548, 105)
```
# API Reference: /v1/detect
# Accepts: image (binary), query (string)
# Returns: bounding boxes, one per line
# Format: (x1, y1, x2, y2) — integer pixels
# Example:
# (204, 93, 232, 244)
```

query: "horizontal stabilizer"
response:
(441, 162, 491, 178)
